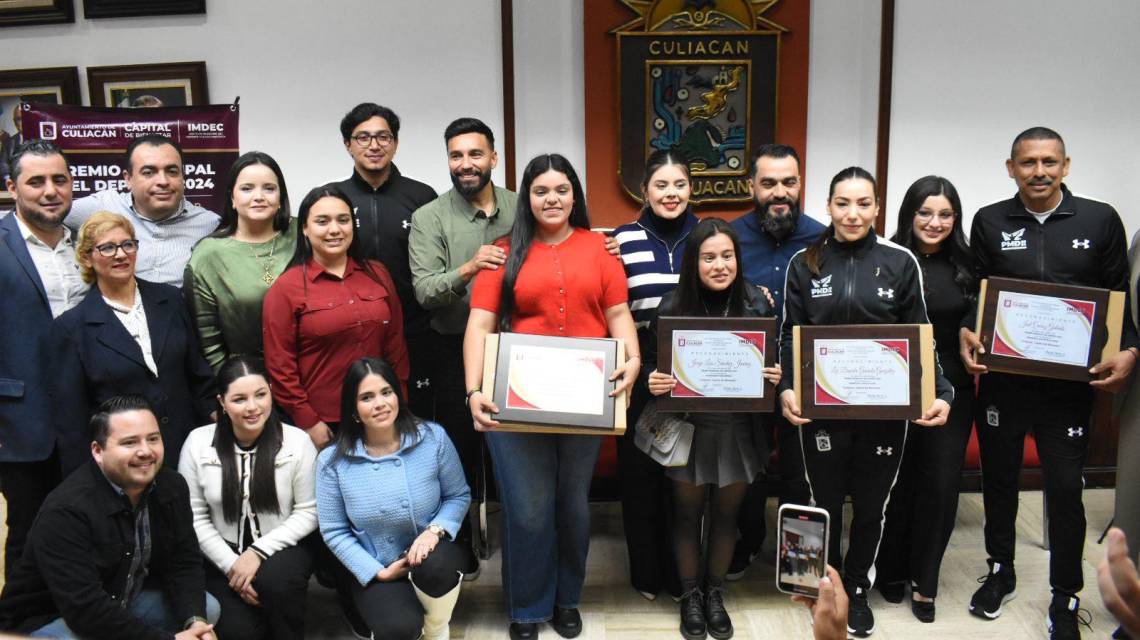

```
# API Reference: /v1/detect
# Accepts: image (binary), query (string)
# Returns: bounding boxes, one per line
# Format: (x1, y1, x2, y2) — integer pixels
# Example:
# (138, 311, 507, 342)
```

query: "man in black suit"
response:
(0, 140, 88, 577)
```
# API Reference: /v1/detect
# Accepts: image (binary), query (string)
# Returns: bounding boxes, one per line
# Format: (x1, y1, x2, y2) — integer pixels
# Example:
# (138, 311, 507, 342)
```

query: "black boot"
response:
(704, 579, 733, 640)
(679, 582, 706, 640)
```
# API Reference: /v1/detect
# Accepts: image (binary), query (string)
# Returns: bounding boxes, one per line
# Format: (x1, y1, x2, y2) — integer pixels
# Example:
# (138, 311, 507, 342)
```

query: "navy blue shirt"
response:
(730, 210, 826, 316)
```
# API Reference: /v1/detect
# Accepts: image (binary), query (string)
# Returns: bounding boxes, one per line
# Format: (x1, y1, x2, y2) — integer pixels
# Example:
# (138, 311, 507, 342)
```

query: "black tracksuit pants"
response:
(876, 374, 974, 597)
(976, 372, 1094, 596)
(800, 419, 908, 592)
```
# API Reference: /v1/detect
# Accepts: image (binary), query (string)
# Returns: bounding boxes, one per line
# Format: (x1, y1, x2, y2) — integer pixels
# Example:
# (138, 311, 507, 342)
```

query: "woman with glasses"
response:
(874, 176, 976, 622)
(51, 211, 215, 475)
(777, 167, 954, 638)
(185, 151, 296, 370)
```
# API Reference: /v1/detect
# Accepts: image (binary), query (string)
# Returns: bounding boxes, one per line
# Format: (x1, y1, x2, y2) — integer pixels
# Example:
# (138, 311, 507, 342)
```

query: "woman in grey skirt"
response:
(645, 218, 781, 640)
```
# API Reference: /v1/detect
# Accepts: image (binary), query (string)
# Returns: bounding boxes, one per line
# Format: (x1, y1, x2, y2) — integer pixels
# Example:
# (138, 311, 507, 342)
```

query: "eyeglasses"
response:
(351, 132, 395, 148)
(92, 239, 141, 257)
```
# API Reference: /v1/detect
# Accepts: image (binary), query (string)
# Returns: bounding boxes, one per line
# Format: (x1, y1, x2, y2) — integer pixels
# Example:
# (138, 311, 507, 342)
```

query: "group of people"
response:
(0, 102, 1134, 640)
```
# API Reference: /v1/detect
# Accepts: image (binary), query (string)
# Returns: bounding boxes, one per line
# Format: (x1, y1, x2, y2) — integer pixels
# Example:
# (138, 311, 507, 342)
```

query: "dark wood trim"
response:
(874, 0, 895, 235)
(500, 0, 517, 191)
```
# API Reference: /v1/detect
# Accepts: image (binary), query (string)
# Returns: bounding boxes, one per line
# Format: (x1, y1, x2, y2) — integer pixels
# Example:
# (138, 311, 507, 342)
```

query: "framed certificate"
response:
(480, 332, 627, 435)
(975, 277, 1124, 381)
(655, 316, 778, 412)
(793, 324, 935, 420)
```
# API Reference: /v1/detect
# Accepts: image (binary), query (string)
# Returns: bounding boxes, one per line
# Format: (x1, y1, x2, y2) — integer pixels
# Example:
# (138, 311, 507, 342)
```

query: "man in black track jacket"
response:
(960, 127, 1139, 639)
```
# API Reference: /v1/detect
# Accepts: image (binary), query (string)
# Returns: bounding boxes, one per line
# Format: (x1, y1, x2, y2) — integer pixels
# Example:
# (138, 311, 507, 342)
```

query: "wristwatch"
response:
(427, 524, 447, 539)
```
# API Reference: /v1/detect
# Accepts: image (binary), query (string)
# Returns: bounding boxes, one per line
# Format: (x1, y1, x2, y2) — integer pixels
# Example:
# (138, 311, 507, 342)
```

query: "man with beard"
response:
(960, 127, 1137, 639)
(0, 140, 88, 577)
(335, 103, 439, 419)
(727, 143, 825, 580)
(409, 117, 517, 578)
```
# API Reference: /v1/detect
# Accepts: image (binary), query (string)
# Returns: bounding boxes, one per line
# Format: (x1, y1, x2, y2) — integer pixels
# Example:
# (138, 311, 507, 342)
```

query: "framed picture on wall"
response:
(0, 66, 81, 202)
(87, 61, 209, 108)
(83, 0, 204, 19)
(0, 0, 74, 27)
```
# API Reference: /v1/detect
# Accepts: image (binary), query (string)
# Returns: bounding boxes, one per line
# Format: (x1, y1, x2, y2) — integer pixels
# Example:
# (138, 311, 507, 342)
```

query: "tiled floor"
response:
(1, 489, 1119, 638)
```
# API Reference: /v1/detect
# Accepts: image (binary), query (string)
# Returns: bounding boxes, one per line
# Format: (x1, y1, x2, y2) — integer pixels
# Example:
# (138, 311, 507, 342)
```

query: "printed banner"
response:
(20, 102, 239, 213)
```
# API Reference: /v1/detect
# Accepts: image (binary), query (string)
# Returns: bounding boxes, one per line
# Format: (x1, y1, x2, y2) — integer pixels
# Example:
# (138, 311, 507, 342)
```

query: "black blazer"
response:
(0, 213, 63, 462)
(50, 279, 214, 475)
(0, 462, 205, 639)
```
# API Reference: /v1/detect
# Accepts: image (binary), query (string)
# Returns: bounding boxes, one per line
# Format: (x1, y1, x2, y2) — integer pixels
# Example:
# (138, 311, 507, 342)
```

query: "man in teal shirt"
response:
(409, 117, 517, 578)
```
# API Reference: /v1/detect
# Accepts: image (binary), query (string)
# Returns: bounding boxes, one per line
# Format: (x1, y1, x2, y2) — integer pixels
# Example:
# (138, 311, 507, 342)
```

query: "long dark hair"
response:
(329, 358, 420, 465)
(498, 154, 590, 331)
(804, 166, 877, 276)
(673, 218, 746, 317)
(287, 183, 386, 287)
(212, 151, 292, 238)
(212, 356, 283, 524)
(889, 175, 976, 294)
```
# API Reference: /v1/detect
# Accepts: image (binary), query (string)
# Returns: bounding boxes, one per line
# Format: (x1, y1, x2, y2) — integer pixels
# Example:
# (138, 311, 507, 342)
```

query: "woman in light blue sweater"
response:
(316, 357, 471, 640)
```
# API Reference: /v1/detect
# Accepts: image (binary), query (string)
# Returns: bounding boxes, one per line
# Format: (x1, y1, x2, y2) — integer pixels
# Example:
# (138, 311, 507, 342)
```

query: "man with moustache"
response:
(0, 140, 88, 577)
(960, 127, 1138, 639)
(66, 134, 220, 287)
(335, 103, 440, 420)
(409, 117, 517, 577)
(0, 394, 220, 639)
(727, 143, 825, 579)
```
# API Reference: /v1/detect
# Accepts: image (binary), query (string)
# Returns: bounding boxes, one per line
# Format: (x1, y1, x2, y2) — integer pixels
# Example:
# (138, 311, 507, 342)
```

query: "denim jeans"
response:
(31, 589, 221, 638)
(486, 431, 603, 623)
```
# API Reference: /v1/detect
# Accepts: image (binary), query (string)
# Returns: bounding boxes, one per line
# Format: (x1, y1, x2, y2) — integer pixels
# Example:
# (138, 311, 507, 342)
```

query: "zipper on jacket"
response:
(1036, 222, 1046, 280)
(637, 222, 692, 274)
(843, 252, 856, 322)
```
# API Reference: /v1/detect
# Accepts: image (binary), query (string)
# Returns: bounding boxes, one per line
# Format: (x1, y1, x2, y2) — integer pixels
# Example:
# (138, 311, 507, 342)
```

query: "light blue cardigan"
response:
(316, 420, 471, 586)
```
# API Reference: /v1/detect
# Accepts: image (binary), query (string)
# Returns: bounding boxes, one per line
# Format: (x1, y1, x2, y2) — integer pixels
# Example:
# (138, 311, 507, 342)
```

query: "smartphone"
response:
(776, 503, 830, 598)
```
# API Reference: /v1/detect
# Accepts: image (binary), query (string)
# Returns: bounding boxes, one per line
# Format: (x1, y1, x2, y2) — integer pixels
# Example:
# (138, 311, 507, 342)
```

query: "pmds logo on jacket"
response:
(810, 274, 833, 298)
(1000, 228, 1027, 251)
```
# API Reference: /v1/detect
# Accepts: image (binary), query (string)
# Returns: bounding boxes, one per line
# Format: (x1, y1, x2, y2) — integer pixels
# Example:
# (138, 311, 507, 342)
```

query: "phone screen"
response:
(776, 505, 829, 597)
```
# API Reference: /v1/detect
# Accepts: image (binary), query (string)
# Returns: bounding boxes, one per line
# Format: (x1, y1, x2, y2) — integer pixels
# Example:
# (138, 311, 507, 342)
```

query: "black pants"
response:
(352, 539, 465, 640)
(434, 333, 485, 546)
(616, 386, 679, 596)
(976, 373, 1094, 595)
(204, 540, 315, 640)
(877, 378, 974, 597)
(406, 330, 441, 421)
(736, 415, 809, 555)
(0, 449, 60, 580)
(800, 420, 907, 591)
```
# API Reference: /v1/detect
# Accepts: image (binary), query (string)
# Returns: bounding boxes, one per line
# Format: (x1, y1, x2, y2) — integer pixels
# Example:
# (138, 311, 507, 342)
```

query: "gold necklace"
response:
(247, 234, 279, 285)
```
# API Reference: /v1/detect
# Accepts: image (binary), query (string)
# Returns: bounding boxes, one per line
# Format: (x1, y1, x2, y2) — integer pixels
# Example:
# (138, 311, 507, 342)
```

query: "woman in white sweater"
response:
(178, 355, 318, 640)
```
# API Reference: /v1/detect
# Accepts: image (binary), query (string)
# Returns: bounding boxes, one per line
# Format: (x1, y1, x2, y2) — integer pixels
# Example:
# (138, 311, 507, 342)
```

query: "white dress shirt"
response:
(13, 215, 87, 318)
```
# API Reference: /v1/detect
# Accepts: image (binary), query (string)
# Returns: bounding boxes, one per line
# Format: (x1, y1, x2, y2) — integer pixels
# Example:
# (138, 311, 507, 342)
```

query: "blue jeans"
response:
(486, 431, 602, 623)
(31, 589, 221, 638)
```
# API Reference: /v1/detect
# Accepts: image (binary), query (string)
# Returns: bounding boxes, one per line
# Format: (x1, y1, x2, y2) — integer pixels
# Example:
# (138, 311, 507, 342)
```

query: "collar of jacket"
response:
(348, 165, 403, 194)
(1007, 183, 1075, 219)
(824, 228, 877, 257)
(345, 424, 426, 460)
(635, 206, 699, 242)
(86, 460, 166, 516)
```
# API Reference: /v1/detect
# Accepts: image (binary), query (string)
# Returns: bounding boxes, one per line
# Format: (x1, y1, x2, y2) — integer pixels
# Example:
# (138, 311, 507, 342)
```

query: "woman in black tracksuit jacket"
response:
(777, 166, 953, 638)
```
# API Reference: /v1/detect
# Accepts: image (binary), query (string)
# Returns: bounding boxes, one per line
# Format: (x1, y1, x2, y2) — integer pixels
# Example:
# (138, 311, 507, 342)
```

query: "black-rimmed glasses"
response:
(93, 239, 141, 257)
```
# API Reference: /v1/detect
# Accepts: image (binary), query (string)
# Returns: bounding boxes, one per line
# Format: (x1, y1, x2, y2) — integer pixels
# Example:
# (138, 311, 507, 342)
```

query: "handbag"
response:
(634, 398, 694, 467)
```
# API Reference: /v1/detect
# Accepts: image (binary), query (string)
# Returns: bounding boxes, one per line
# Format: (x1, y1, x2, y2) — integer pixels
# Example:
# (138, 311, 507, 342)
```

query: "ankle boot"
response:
(679, 583, 706, 640)
(412, 574, 462, 640)
(704, 579, 733, 640)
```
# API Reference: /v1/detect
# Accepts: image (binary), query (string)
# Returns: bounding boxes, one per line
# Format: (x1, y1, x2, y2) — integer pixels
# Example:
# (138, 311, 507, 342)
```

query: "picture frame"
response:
(1, 66, 81, 202)
(0, 0, 74, 27)
(86, 61, 208, 108)
(975, 276, 1123, 381)
(481, 332, 627, 435)
(655, 316, 778, 412)
(793, 324, 935, 421)
(82, 0, 204, 19)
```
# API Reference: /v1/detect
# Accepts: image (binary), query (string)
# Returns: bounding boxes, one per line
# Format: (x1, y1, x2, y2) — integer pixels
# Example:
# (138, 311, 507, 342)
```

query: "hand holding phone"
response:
(776, 504, 830, 598)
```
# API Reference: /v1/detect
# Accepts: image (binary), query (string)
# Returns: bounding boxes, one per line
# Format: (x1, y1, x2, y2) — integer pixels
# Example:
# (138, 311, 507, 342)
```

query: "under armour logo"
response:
(402, 219, 411, 230)
(875, 446, 893, 456)
(415, 378, 431, 389)
(1068, 427, 1084, 438)
(1072, 239, 1090, 249)
(877, 288, 894, 300)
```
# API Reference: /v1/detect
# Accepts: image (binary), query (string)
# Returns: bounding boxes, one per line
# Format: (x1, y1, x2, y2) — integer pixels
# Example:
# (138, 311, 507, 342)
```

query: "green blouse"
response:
(184, 218, 298, 370)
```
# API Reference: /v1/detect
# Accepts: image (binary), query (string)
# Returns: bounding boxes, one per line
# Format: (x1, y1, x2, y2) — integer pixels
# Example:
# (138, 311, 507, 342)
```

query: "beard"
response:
(450, 167, 492, 198)
(756, 197, 801, 241)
